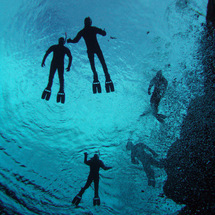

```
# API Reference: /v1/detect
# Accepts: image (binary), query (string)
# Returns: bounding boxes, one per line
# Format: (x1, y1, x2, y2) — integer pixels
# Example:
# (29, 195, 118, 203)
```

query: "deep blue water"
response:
(0, 0, 207, 214)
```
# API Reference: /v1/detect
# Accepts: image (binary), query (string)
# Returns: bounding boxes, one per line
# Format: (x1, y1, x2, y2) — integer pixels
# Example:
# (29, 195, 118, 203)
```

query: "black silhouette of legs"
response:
(96, 49, 110, 81)
(46, 63, 57, 90)
(79, 176, 93, 196)
(143, 163, 156, 187)
(57, 66, 64, 92)
(46, 63, 64, 92)
(88, 49, 111, 82)
(150, 92, 161, 114)
(141, 155, 164, 187)
(94, 177, 99, 198)
(88, 52, 99, 82)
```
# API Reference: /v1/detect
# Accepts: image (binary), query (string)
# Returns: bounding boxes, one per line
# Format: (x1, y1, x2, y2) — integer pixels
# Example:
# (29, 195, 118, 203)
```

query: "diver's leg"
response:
(151, 91, 162, 115)
(56, 66, 65, 103)
(72, 176, 93, 206)
(96, 49, 110, 81)
(96, 50, 114, 92)
(47, 63, 57, 90)
(143, 164, 156, 187)
(88, 51, 102, 93)
(58, 66, 64, 92)
(42, 63, 56, 100)
(94, 177, 99, 197)
(93, 177, 100, 206)
(150, 93, 158, 114)
(79, 176, 93, 196)
(88, 51, 98, 82)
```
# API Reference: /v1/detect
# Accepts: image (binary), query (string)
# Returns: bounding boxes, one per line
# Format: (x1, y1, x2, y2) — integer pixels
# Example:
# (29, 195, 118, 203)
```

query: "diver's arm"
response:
(148, 78, 155, 95)
(103, 166, 112, 170)
(131, 151, 139, 164)
(66, 49, 72, 72)
(100, 161, 112, 170)
(67, 31, 82, 43)
(84, 152, 90, 165)
(145, 145, 159, 157)
(95, 27, 106, 36)
(41, 46, 53, 67)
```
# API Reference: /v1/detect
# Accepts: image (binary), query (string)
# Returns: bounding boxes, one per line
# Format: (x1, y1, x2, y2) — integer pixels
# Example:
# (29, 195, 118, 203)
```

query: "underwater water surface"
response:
(0, 0, 207, 214)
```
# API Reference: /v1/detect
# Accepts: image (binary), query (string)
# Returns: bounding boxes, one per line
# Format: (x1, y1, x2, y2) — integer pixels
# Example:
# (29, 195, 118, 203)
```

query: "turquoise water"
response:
(0, 0, 207, 214)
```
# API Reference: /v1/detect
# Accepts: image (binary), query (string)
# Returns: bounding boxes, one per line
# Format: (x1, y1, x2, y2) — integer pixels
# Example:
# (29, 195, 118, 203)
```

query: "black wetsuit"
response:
(42, 44, 72, 92)
(148, 75, 168, 114)
(68, 26, 110, 82)
(79, 154, 110, 198)
(131, 143, 163, 187)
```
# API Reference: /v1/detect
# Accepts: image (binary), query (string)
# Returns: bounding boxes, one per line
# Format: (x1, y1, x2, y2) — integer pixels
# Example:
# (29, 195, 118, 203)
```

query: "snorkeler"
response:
(140, 70, 168, 123)
(126, 141, 164, 187)
(67, 17, 114, 94)
(72, 152, 112, 206)
(41, 37, 72, 103)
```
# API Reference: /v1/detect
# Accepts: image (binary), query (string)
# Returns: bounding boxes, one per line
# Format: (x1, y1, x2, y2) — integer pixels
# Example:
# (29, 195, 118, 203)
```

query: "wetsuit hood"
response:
(58, 37, 65, 46)
(84, 17, 92, 27)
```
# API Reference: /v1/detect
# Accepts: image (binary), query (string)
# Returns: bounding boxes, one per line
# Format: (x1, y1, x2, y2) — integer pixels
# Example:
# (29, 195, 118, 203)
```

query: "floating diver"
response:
(67, 17, 114, 94)
(126, 141, 164, 187)
(41, 36, 72, 103)
(140, 70, 168, 123)
(72, 152, 112, 206)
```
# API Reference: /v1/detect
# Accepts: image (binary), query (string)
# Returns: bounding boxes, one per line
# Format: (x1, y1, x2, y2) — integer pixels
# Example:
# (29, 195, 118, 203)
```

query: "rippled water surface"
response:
(0, 0, 207, 214)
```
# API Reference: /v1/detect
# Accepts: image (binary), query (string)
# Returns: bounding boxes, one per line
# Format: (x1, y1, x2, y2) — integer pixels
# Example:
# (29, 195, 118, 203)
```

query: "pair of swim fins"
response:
(41, 89, 65, 104)
(92, 80, 114, 94)
(72, 195, 100, 206)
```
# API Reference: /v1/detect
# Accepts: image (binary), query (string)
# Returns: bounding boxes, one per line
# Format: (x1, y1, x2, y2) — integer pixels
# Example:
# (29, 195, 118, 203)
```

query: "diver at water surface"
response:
(126, 141, 164, 187)
(72, 152, 112, 206)
(140, 70, 168, 123)
(67, 17, 114, 94)
(41, 37, 72, 103)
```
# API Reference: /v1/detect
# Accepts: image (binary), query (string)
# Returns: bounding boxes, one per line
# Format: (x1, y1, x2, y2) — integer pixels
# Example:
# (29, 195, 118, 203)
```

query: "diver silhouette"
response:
(41, 37, 72, 103)
(126, 141, 164, 187)
(141, 70, 168, 123)
(67, 17, 114, 94)
(72, 152, 112, 206)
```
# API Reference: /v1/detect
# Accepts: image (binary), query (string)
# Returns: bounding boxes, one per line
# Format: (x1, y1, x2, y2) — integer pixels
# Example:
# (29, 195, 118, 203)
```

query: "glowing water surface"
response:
(0, 0, 207, 214)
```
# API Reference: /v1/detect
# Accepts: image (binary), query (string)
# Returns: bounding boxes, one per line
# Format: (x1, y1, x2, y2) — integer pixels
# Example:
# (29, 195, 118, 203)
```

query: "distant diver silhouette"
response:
(67, 17, 114, 94)
(41, 37, 72, 103)
(72, 152, 112, 206)
(141, 70, 168, 123)
(126, 141, 164, 187)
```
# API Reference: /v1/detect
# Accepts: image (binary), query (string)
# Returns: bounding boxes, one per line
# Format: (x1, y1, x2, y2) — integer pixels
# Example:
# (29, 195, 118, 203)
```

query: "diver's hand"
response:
(67, 38, 72, 43)
(84, 152, 88, 155)
(41, 62, 45, 67)
(66, 67, 70, 72)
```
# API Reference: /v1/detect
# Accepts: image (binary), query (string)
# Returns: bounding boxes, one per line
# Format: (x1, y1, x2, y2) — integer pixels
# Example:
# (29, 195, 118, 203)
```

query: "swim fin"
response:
(93, 197, 100, 206)
(57, 92, 65, 104)
(105, 80, 114, 93)
(92, 81, 102, 94)
(41, 89, 51, 101)
(72, 195, 82, 206)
